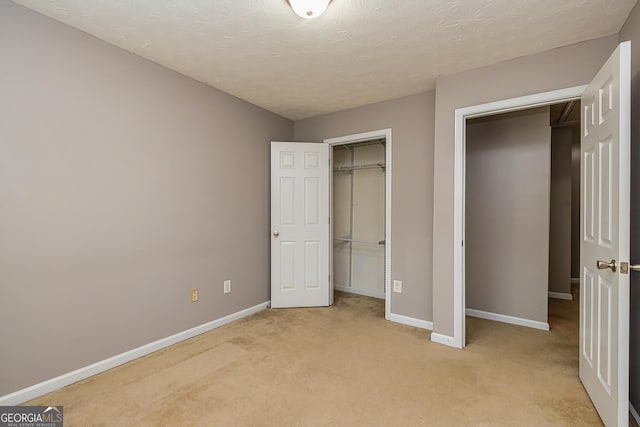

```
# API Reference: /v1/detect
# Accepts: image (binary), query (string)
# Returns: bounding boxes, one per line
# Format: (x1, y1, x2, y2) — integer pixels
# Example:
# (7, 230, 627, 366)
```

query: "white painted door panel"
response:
(271, 142, 330, 308)
(580, 41, 630, 427)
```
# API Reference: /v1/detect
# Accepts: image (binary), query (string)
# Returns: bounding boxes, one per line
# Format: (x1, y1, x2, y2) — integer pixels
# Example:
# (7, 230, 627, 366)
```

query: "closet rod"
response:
(333, 163, 385, 172)
(335, 237, 385, 245)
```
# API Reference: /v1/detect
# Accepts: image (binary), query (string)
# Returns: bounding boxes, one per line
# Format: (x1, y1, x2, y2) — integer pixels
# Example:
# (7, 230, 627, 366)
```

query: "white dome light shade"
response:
(288, 0, 331, 19)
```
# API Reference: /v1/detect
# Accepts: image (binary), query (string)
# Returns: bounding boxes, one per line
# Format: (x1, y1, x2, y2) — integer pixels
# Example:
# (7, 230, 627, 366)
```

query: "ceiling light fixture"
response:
(288, 0, 330, 19)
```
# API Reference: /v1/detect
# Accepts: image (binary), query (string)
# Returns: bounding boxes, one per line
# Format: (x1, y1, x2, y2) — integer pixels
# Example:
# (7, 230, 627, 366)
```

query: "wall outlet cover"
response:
(191, 288, 199, 302)
(224, 280, 231, 294)
(393, 280, 402, 293)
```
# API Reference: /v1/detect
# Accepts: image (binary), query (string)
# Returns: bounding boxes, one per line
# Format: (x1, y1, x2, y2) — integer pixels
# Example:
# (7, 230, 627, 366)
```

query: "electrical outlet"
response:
(393, 280, 402, 293)
(224, 280, 231, 294)
(191, 288, 199, 302)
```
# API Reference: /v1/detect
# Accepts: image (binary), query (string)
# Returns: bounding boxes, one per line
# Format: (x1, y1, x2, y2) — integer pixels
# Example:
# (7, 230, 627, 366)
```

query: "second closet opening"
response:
(331, 138, 386, 300)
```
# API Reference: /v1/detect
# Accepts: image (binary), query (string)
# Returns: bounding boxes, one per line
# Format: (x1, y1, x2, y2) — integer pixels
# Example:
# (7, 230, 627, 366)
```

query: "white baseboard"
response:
(386, 313, 433, 330)
(571, 278, 580, 284)
(631, 402, 640, 426)
(335, 285, 385, 300)
(0, 301, 270, 406)
(466, 308, 550, 331)
(430, 332, 457, 347)
(548, 291, 573, 301)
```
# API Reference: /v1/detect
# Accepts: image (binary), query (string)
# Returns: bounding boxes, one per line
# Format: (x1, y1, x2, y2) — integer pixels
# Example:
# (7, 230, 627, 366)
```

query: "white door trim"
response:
(324, 128, 392, 320)
(446, 85, 587, 349)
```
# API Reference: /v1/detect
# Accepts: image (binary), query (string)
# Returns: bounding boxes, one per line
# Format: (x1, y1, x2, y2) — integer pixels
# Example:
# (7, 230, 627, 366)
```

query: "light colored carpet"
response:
(27, 291, 602, 426)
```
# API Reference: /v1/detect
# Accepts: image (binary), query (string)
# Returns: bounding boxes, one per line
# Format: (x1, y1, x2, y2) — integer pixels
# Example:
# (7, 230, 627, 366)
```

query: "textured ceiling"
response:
(12, 0, 637, 120)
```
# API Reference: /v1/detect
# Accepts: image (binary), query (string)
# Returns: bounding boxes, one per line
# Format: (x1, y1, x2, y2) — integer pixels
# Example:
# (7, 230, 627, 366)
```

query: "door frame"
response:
(450, 85, 587, 349)
(324, 128, 392, 319)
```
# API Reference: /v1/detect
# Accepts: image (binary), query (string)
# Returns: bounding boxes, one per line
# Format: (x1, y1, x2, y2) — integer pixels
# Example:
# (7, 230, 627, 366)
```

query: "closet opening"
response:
(332, 139, 386, 299)
(463, 100, 581, 344)
(325, 129, 392, 318)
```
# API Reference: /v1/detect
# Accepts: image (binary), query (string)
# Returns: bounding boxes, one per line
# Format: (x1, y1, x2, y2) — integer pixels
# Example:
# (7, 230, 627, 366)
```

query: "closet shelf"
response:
(335, 139, 385, 149)
(334, 236, 385, 246)
(333, 163, 385, 172)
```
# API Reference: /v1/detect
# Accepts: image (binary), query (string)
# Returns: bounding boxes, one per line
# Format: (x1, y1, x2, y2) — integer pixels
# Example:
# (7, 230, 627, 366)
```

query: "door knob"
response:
(273, 230, 279, 237)
(596, 259, 616, 272)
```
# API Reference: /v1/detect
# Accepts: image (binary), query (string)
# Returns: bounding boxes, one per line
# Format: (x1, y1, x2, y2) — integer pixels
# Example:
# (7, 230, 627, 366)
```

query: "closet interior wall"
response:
(332, 140, 386, 298)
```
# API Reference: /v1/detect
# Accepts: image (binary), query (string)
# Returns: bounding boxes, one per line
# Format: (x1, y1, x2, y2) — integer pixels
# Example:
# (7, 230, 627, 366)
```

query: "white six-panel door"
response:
(580, 41, 631, 427)
(271, 142, 330, 308)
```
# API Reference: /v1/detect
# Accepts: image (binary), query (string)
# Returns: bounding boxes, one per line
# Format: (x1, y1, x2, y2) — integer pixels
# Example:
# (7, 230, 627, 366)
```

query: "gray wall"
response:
(549, 126, 574, 295)
(619, 0, 640, 415)
(0, 2, 292, 396)
(294, 92, 435, 322)
(432, 35, 619, 337)
(465, 108, 551, 322)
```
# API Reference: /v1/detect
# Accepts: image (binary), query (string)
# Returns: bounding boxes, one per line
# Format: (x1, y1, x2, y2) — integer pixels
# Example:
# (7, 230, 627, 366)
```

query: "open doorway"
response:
(463, 101, 581, 341)
(439, 41, 630, 426)
(325, 129, 392, 319)
(268, 129, 391, 318)
(445, 85, 587, 349)
(332, 139, 386, 299)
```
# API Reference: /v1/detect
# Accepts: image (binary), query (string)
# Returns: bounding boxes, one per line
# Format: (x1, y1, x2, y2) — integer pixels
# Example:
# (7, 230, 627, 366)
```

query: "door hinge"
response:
(462, 240, 464, 247)
(329, 216, 331, 224)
